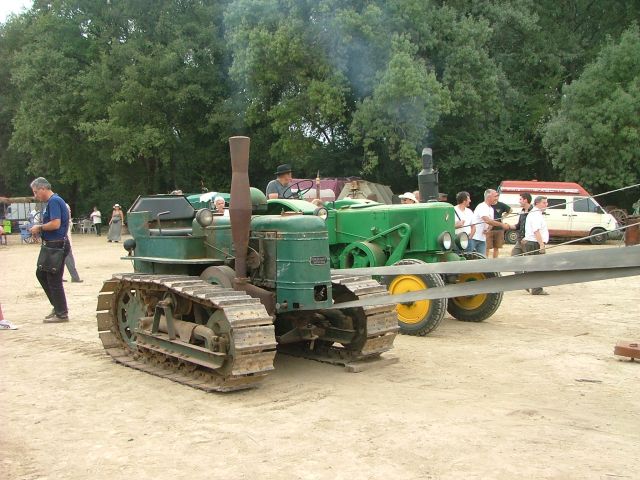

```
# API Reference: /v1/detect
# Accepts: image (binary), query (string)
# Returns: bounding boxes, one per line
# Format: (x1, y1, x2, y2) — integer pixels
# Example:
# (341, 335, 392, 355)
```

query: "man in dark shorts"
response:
(485, 193, 511, 258)
(29, 177, 70, 323)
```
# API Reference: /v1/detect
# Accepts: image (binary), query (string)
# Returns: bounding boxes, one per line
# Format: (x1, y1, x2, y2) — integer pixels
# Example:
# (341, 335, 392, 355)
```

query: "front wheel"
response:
(382, 259, 447, 336)
(589, 228, 607, 245)
(447, 252, 503, 322)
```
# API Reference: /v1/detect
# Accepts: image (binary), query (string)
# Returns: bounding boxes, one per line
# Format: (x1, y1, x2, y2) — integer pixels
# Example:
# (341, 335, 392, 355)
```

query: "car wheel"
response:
(589, 228, 607, 245)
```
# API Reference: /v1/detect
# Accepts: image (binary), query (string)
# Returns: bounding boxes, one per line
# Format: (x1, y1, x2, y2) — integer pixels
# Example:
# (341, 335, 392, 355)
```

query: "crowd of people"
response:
(453, 187, 549, 295)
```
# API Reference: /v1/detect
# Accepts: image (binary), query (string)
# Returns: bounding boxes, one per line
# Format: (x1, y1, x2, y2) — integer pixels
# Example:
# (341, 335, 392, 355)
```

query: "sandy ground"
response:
(0, 233, 639, 480)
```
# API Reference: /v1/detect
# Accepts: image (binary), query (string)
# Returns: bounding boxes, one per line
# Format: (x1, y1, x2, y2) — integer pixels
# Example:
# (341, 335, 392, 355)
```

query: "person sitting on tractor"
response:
(213, 196, 229, 216)
(266, 164, 293, 199)
(399, 192, 418, 204)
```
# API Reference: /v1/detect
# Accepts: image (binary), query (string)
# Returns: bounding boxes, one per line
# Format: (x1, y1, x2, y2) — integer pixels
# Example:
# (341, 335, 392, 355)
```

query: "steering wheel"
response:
(281, 179, 315, 199)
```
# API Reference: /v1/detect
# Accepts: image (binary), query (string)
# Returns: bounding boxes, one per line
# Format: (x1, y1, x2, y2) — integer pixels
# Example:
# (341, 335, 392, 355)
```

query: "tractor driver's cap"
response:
(399, 192, 418, 203)
(275, 164, 292, 176)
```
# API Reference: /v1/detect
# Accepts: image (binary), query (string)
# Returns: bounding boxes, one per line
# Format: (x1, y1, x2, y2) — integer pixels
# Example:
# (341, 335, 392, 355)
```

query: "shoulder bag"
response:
(37, 246, 65, 273)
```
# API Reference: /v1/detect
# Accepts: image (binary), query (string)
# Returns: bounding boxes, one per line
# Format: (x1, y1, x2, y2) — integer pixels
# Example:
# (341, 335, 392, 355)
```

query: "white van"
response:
(498, 180, 620, 245)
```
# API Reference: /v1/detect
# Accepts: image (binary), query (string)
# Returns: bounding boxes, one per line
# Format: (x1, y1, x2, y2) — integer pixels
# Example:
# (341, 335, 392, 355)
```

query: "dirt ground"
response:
(1, 233, 638, 480)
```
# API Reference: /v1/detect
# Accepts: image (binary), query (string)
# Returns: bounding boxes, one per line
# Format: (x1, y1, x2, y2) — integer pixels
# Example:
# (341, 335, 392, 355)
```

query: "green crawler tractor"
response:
(97, 137, 398, 392)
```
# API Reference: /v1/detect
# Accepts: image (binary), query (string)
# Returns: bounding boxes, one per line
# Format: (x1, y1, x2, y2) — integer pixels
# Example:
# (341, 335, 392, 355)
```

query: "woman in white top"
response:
(213, 196, 229, 217)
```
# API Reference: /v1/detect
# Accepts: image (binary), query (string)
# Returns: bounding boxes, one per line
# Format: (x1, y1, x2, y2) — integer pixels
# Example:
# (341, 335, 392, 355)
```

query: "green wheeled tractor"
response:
(267, 197, 502, 336)
(265, 148, 502, 336)
(96, 137, 398, 392)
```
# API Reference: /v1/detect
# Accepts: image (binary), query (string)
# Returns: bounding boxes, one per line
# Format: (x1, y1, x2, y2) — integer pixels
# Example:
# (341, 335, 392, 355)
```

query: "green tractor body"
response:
(266, 195, 503, 336)
(127, 195, 333, 313)
(326, 201, 461, 268)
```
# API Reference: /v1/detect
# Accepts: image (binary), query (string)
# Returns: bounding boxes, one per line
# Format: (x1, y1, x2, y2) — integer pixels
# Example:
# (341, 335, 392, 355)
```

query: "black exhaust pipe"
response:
(417, 147, 439, 202)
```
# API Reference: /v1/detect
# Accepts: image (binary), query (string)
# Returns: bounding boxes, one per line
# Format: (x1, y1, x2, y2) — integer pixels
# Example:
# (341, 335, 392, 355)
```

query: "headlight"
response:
(195, 208, 214, 227)
(314, 207, 328, 221)
(123, 238, 136, 254)
(438, 231, 453, 251)
(456, 232, 469, 250)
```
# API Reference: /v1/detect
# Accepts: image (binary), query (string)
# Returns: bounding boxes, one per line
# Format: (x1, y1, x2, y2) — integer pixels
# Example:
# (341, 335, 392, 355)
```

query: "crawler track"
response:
(97, 274, 276, 392)
(277, 275, 399, 364)
(97, 274, 398, 391)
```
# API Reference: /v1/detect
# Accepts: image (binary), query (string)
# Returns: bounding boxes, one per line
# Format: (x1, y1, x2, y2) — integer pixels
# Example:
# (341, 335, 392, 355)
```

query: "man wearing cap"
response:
(29, 177, 71, 323)
(399, 192, 418, 204)
(266, 164, 293, 199)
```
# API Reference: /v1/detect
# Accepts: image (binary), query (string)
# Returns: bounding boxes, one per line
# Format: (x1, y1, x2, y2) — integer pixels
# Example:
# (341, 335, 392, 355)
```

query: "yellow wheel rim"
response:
(388, 275, 430, 325)
(451, 273, 487, 310)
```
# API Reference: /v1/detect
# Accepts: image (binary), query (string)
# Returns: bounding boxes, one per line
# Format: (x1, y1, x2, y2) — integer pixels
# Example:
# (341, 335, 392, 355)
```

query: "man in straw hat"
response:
(266, 164, 293, 199)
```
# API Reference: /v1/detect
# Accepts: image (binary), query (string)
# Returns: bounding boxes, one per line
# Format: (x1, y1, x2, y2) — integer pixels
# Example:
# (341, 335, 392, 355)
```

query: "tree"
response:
(543, 25, 640, 191)
(224, 0, 508, 191)
(0, 15, 31, 196)
(8, 5, 95, 201)
(78, 0, 232, 198)
(3, 0, 233, 211)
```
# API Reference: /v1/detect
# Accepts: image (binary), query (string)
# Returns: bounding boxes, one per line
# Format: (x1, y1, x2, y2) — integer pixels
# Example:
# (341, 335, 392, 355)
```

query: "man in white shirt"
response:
(523, 195, 550, 295)
(454, 191, 475, 252)
(470, 189, 504, 256)
(90, 206, 102, 236)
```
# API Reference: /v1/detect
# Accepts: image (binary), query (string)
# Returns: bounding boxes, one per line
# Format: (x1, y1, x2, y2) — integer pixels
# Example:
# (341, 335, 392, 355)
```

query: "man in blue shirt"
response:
(30, 177, 70, 323)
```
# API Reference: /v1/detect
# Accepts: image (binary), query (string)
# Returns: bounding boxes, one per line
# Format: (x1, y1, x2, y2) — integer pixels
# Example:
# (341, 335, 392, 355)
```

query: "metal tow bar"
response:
(328, 246, 640, 310)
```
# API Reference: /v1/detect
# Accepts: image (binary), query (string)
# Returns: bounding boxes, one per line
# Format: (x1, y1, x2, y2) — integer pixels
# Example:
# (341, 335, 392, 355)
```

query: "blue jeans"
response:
(469, 239, 486, 256)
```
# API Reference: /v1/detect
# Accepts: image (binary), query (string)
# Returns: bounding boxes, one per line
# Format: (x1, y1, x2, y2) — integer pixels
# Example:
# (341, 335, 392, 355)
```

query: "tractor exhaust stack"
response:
(417, 147, 439, 202)
(228, 136, 252, 280)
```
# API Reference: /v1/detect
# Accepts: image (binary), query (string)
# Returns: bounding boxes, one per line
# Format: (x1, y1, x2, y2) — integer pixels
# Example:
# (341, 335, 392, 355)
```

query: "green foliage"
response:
(350, 35, 450, 174)
(1, 0, 639, 210)
(543, 25, 640, 191)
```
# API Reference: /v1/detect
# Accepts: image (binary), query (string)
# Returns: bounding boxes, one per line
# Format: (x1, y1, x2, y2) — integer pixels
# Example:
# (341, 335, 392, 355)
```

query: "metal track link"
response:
(97, 274, 276, 392)
(279, 274, 398, 366)
(330, 275, 399, 358)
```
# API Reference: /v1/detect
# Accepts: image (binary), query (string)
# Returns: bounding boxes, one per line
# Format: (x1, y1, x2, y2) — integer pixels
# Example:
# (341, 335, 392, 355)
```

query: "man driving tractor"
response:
(265, 164, 293, 199)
